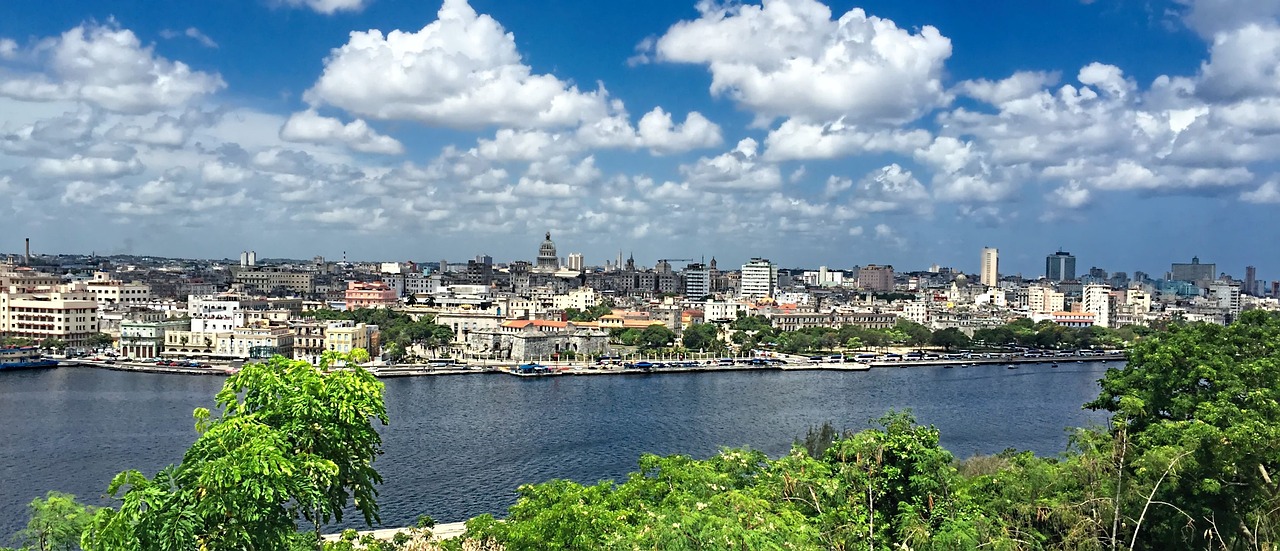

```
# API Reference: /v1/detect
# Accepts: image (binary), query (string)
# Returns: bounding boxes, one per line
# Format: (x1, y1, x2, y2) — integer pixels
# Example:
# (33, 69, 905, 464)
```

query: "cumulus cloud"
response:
(650, 0, 951, 125)
(0, 38, 16, 60)
(1196, 23, 1280, 102)
(278, 0, 371, 14)
(0, 22, 225, 113)
(305, 0, 608, 129)
(280, 109, 404, 155)
(763, 118, 931, 161)
(33, 154, 143, 179)
(846, 164, 930, 214)
(636, 108, 723, 154)
(1175, 0, 1280, 39)
(680, 138, 782, 191)
(1240, 180, 1280, 203)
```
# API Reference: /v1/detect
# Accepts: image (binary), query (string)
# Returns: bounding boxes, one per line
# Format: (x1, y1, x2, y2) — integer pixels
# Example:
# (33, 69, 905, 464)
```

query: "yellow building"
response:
(0, 282, 99, 348)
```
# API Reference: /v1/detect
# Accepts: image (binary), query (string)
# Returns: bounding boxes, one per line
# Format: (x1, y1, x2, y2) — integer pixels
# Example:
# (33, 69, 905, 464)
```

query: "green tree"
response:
(81, 351, 388, 550)
(86, 333, 114, 350)
(1087, 310, 1280, 549)
(638, 324, 675, 350)
(893, 319, 933, 346)
(39, 338, 67, 353)
(680, 323, 722, 353)
(2, 492, 95, 551)
(929, 327, 971, 350)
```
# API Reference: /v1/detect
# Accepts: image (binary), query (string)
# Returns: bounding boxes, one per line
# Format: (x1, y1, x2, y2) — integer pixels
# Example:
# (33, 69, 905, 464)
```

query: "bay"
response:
(0, 362, 1114, 536)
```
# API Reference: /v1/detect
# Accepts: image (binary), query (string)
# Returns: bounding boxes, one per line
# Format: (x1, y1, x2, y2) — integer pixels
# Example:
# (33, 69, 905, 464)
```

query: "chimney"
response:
(24, 237, 30, 265)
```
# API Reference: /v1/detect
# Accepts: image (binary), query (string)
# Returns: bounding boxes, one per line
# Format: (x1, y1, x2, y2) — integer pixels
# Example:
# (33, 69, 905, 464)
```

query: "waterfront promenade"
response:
(61, 351, 1124, 378)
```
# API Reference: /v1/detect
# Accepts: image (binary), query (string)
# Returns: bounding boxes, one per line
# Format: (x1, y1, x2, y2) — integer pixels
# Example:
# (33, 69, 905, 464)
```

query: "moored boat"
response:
(0, 346, 59, 371)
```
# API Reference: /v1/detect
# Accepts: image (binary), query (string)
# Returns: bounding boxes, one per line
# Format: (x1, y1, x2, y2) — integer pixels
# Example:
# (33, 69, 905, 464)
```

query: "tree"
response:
(81, 351, 388, 550)
(86, 333, 114, 350)
(680, 323, 722, 353)
(638, 325, 675, 350)
(1086, 311, 1280, 549)
(893, 319, 933, 346)
(1, 492, 95, 551)
(929, 327, 971, 351)
(39, 338, 67, 353)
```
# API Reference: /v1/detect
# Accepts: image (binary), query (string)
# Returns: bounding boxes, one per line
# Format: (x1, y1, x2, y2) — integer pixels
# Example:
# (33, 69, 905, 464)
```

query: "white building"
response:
(901, 301, 930, 326)
(1208, 281, 1242, 321)
(551, 287, 600, 311)
(980, 247, 999, 287)
(1082, 284, 1112, 328)
(0, 282, 100, 348)
(1027, 286, 1065, 314)
(188, 295, 246, 333)
(684, 266, 711, 298)
(84, 272, 152, 306)
(740, 258, 777, 298)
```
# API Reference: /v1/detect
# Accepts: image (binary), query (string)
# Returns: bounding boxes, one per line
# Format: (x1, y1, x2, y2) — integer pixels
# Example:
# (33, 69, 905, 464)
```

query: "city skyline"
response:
(3, 1, 1280, 275)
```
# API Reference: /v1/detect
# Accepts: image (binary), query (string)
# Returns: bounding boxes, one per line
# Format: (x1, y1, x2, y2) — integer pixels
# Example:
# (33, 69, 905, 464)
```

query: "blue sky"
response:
(1, 0, 1277, 282)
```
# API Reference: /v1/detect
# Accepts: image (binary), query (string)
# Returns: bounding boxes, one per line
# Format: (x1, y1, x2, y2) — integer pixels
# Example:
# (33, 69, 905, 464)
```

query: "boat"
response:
(1007, 364, 1019, 370)
(0, 346, 59, 372)
(943, 364, 954, 369)
(1051, 363, 1059, 368)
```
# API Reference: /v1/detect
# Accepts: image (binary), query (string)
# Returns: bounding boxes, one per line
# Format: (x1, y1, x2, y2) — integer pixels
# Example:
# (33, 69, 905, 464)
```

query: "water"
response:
(0, 362, 1114, 535)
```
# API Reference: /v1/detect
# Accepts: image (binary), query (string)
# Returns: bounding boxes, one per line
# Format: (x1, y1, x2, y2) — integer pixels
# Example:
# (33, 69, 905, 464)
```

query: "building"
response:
(1208, 281, 1242, 322)
(858, 264, 895, 292)
(980, 247, 998, 287)
(84, 272, 152, 306)
(740, 258, 777, 298)
(239, 250, 257, 267)
(0, 282, 100, 348)
(189, 295, 246, 333)
(1171, 257, 1216, 286)
(345, 281, 398, 309)
(1027, 286, 1065, 314)
(1045, 251, 1076, 282)
(465, 321, 609, 361)
(324, 321, 379, 356)
(232, 266, 315, 294)
(119, 319, 190, 358)
(1082, 284, 1112, 328)
(566, 253, 584, 272)
(1246, 266, 1257, 296)
(535, 231, 559, 272)
(683, 263, 711, 299)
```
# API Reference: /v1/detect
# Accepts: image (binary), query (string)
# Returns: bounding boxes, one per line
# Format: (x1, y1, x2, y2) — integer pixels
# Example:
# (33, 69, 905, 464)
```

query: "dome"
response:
(536, 231, 559, 271)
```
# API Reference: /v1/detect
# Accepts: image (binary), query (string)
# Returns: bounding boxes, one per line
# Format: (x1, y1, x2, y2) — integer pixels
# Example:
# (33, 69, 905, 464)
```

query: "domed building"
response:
(535, 231, 559, 273)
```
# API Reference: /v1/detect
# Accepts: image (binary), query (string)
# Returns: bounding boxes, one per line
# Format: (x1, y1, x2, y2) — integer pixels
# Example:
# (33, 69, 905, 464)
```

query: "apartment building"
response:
(0, 282, 99, 348)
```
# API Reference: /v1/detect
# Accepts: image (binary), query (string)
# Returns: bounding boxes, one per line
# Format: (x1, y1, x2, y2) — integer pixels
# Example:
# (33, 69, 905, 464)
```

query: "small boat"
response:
(1051, 363, 1059, 368)
(1007, 364, 1019, 370)
(943, 364, 954, 369)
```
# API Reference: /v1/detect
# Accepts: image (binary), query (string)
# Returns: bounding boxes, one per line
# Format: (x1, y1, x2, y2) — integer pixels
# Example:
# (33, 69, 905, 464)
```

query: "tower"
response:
(536, 231, 559, 272)
(980, 247, 998, 287)
(1046, 250, 1076, 282)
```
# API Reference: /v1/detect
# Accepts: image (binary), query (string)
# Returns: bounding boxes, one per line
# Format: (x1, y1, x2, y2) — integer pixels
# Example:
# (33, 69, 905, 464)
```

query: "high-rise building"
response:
(566, 253, 584, 272)
(980, 247, 998, 287)
(740, 258, 777, 298)
(858, 264, 895, 292)
(1170, 257, 1215, 285)
(1208, 281, 1242, 322)
(1045, 251, 1076, 281)
(683, 263, 711, 299)
(1082, 284, 1112, 328)
(1245, 265, 1257, 296)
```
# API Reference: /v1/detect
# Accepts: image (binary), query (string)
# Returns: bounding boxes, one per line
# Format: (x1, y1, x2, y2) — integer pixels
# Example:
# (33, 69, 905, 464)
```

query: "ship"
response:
(0, 346, 59, 371)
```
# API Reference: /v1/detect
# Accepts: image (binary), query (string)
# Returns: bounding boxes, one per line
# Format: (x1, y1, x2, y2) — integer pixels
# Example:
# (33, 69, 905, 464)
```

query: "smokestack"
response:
(24, 237, 30, 265)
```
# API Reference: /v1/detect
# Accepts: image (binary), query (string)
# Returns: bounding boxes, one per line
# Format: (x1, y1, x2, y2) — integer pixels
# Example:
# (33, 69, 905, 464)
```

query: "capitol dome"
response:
(536, 231, 559, 272)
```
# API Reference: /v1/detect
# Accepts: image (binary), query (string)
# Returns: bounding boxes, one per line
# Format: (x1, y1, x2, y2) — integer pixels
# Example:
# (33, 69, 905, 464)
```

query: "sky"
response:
(1, 0, 1278, 280)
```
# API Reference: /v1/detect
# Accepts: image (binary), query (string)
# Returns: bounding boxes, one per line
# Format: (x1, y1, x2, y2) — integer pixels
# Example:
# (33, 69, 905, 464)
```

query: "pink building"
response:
(344, 281, 398, 309)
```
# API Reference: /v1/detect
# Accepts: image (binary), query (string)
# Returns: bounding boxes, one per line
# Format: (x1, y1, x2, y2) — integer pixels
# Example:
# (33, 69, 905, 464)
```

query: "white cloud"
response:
(958, 71, 1060, 105)
(763, 118, 931, 161)
(33, 154, 143, 179)
(278, 0, 371, 14)
(280, 109, 404, 155)
(0, 22, 225, 113)
(1240, 180, 1280, 203)
(847, 164, 930, 214)
(0, 38, 16, 60)
(1197, 23, 1280, 102)
(680, 138, 782, 191)
(651, 0, 951, 125)
(161, 27, 218, 48)
(636, 108, 722, 154)
(1175, 0, 1280, 39)
(1050, 181, 1092, 209)
(305, 0, 608, 129)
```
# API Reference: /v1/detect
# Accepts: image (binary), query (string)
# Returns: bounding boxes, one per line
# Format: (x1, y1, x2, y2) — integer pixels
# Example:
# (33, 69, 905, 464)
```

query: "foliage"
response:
(80, 351, 388, 551)
(1087, 310, 1280, 549)
(930, 327, 971, 350)
(563, 302, 613, 322)
(303, 309, 453, 359)
(39, 338, 67, 352)
(637, 325, 675, 350)
(1, 492, 95, 551)
(86, 333, 114, 350)
(679, 323, 723, 353)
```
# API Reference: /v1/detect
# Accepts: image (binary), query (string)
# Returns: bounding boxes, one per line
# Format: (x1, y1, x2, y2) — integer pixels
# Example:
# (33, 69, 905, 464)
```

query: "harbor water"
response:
(0, 362, 1114, 535)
